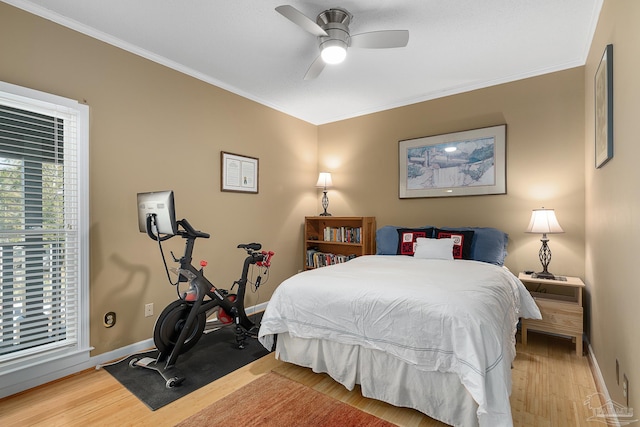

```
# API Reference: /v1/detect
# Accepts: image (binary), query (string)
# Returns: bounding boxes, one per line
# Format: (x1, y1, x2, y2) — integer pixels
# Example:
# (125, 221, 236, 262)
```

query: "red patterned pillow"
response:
(396, 228, 434, 256)
(435, 229, 474, 259)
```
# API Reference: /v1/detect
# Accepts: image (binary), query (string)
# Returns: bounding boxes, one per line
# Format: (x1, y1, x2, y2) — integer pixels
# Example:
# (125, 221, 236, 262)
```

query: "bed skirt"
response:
(275, 332, 479, 427)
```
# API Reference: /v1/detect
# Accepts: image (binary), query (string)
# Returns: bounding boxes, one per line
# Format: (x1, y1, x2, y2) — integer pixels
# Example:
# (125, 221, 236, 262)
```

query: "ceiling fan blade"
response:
(350, 30, 409, 49)
(276, 5, 328, 37)
(303, 56, 326, 80)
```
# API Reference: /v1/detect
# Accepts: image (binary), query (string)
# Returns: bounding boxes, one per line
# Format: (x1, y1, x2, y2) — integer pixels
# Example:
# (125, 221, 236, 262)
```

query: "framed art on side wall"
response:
(221, 151, 259, 193)
(595, 43, 613, 168)
(399, 124, 506, 198)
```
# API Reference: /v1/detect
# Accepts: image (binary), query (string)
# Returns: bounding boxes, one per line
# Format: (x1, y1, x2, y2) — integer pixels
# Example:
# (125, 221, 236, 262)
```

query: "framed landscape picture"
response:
(399, 125, 506, 198)
(595, 44, 613, 168)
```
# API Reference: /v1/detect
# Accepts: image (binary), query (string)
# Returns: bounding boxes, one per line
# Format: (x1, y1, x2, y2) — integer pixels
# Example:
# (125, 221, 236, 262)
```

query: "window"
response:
(0, 81, 89, 380)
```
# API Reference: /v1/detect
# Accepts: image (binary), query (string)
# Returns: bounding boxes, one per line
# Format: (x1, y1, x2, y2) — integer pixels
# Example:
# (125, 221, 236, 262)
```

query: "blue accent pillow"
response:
(439, 227, 508, 265)
(376, 225, 434, 255)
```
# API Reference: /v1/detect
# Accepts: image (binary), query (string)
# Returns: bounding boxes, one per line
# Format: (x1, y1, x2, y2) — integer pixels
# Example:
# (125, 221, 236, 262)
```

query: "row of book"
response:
(322, 226, 362, 243)
(306, 248, 357, 268)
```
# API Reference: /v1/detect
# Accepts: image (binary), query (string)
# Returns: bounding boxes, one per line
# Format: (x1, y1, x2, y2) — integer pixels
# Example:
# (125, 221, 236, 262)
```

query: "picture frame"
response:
(221, 151, 259, 193)
(595, 44, 613, 168)
(399, 124, 506, 198)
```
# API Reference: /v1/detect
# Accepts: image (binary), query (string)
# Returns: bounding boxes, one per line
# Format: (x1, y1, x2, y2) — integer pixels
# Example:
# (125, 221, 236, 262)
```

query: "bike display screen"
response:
(137, 190, 178, 236)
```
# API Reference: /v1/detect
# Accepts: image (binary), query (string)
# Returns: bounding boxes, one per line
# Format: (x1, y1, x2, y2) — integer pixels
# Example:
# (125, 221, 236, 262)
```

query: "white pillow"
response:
(413, 237, 454, 260)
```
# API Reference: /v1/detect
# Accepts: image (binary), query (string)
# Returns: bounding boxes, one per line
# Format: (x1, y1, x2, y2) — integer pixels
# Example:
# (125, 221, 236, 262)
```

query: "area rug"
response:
(104, 321, 270, 411)
(175, 371, 397, 427)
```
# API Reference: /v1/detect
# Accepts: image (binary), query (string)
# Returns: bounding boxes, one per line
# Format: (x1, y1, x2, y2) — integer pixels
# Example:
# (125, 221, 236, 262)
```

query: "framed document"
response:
(221, 151, 259, 193)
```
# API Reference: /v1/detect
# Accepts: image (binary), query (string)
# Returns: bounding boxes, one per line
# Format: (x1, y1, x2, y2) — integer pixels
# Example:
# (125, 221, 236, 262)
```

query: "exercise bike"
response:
(130, 214, 274, 388)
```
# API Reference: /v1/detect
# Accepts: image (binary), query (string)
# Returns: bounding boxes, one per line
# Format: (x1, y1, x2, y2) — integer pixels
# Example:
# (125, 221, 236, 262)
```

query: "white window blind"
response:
(0, 83, 88, 367)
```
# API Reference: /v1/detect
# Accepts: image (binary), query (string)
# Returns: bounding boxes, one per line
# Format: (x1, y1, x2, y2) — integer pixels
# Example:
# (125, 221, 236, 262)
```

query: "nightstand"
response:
(519, 273, 585, 356)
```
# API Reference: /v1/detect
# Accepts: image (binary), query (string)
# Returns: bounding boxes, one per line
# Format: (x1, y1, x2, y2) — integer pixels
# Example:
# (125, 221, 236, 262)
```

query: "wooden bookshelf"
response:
(304, 216, 376, 270)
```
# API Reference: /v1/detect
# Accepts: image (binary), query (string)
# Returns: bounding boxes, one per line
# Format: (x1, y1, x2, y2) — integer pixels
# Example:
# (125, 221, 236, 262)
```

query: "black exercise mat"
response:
(104, 320, 270, 411)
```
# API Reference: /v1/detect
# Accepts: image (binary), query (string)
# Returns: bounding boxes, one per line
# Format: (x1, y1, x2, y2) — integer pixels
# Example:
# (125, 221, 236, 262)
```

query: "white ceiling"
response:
(5, 0, 602, 125)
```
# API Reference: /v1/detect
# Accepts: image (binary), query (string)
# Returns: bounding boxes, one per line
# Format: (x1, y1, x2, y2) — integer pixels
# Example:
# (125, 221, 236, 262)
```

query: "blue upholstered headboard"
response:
(376, 225, 509, 266)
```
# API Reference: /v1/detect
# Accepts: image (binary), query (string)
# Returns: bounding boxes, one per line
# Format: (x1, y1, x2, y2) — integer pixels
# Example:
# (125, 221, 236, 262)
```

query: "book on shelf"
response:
(306, 248, 357, 268)
(322, 226, 362, 243)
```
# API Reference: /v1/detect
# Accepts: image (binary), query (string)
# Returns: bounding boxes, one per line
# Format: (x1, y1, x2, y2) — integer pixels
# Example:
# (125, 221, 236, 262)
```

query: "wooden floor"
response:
(0, 333, 599, 426)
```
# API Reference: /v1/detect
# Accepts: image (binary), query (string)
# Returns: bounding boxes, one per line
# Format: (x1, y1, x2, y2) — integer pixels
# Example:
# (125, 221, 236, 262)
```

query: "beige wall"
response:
(585, 0, 640, 412)
(318, 69, 586, 277)
(0, 3, 317, 355)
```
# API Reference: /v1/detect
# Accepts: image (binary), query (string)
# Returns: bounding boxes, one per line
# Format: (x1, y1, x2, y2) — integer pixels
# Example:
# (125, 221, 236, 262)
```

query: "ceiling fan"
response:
(276, 5, 410, 80)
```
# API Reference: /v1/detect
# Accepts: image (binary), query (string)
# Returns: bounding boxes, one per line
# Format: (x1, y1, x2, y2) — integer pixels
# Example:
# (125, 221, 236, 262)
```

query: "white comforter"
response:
(258, 255, 541, 426)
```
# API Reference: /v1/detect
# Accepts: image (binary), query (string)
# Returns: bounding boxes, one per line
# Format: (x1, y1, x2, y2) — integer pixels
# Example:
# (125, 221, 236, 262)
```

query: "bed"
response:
(258, 226, 541, 427)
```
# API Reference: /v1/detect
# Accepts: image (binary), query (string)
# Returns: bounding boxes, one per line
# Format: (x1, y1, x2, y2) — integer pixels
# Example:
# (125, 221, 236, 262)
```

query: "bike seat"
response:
(238, 242, 261, 251)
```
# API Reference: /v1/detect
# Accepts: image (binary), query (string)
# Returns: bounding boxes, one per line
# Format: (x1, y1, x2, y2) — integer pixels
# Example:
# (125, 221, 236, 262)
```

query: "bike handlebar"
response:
(258, 250, 275, 267)
(177, 219, 210, 239)
(144, 216, 210, 241)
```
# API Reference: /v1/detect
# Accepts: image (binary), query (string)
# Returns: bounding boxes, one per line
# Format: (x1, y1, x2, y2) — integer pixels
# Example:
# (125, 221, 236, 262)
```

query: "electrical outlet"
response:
(145, 303, 154, 317)
(103, 311, 116, 328)
(623, 374, 629, 407)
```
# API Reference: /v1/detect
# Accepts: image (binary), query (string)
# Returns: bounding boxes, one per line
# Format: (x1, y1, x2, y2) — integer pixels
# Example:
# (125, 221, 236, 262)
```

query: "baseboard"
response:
(586, 340, 622, 427)
(1, 302, 269, 399)
(248, 301, 268, 314)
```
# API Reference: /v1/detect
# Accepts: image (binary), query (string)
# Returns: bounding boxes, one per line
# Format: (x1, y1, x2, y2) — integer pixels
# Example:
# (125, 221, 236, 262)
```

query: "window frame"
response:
(0, 81, 90, 394)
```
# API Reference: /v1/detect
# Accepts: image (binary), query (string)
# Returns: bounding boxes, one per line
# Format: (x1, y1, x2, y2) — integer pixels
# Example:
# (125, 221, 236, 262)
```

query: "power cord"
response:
(154, 226, 179, 287)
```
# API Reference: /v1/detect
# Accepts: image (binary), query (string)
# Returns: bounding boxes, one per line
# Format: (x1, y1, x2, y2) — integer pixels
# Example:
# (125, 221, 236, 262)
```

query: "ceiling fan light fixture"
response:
(321, 43, 347, 64)
(276, 5, 409, 79)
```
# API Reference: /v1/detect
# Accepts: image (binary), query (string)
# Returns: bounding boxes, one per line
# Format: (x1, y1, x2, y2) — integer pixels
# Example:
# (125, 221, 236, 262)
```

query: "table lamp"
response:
(525, 208, 564, 279)
(315, 172, 333, 216)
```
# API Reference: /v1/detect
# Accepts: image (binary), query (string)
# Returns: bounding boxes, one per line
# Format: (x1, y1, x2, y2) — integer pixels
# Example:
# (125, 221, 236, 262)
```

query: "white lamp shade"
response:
(526, 208, 564, 234)
(316, 172, 333, 188)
